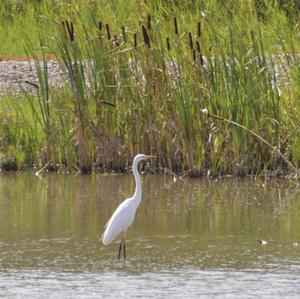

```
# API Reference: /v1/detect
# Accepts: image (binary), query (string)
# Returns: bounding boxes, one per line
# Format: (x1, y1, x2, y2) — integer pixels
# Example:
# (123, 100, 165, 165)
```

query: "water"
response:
(0, 173, 299, 298)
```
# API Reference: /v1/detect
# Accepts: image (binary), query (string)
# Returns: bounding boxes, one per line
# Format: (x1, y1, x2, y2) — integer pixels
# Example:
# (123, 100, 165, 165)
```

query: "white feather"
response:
(101, 198, 138, 245)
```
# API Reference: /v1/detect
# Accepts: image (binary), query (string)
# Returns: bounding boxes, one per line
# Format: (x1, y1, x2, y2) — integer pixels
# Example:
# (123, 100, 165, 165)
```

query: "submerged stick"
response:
(202, 110, 300, 176)
(35, 159, 53, 177)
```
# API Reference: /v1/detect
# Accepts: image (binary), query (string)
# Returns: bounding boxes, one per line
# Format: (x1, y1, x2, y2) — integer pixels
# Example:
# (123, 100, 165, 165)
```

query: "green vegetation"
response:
(0, 0, 299, 176)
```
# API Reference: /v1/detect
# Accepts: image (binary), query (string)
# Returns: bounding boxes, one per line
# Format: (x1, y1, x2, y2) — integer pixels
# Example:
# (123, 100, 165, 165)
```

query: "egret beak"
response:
(145, 155, 156, 159)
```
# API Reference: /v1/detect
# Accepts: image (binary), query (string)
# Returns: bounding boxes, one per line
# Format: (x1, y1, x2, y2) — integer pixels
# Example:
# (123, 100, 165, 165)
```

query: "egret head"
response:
(133, 154, 156, 164)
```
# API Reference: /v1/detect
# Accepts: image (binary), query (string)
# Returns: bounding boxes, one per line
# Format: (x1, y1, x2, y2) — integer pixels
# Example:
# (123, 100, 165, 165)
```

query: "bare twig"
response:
(24, 80, 39, 89)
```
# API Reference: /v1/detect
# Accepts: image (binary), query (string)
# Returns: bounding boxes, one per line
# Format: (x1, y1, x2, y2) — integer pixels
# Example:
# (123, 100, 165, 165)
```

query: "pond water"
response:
(0, 172, 299, 298)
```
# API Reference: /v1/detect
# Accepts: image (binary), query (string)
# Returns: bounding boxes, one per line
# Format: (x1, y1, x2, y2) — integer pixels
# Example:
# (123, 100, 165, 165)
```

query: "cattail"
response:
(106, 24, 111, 40)
(70, 22, 74, 41)
(147, 14, 151, 30)
(199, 54, 204, 66)
(196, 40, 201, 53)
(166, 37, 171, 51)
(192, 49, 196, 62)
(142, 25, 150, 48)
(134, 32, 137, 49)
(65, 21, 74, 42)
(98, 21, 103, 39)
(188, 32, 193, 50)
(121, 26, 126, 42)
(197, 21, 201, 38)
(196, 41, 204, 65)
(174, 17, 179, 35)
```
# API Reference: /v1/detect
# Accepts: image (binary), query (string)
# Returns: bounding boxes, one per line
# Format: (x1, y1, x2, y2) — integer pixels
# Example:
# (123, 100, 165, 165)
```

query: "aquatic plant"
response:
(0, 0, 299, 176)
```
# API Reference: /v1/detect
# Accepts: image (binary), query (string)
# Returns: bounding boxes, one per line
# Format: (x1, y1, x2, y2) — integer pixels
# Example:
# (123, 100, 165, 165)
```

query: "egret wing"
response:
(101, 198, 136, 245)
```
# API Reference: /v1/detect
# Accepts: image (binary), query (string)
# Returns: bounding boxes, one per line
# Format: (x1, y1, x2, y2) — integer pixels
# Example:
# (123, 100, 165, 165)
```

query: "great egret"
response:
(101, 154, 156, 261)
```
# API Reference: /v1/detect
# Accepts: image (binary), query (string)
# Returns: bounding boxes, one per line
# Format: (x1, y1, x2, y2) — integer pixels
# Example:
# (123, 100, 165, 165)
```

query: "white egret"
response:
(101, 154, 156, 261)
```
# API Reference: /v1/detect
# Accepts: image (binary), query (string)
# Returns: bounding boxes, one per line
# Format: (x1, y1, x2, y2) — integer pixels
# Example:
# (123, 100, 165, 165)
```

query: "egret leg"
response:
(123, 240, 126, 261)
(123, 231, 126, 261)
(118, 239, 123, 262)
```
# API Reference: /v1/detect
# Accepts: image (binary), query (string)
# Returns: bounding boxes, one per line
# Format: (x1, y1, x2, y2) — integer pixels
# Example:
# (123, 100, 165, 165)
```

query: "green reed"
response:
(0, 0, 299, 176)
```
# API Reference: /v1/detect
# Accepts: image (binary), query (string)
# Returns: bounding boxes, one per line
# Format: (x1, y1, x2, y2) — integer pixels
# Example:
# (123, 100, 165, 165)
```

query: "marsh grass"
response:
(0, 0, 299, 176)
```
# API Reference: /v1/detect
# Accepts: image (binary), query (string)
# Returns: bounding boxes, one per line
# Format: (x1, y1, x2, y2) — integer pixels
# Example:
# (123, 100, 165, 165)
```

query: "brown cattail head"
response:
(142, 25, 151, 48)
(192, 49, 196, 62)
(196, 41, 204, 65)
(70, 22, 74, 41)
(121, 26, 126, 43)
(106, 24, 111, 40)
(98, 21, 102, 39)
(174, 17, 179, 35)
(196, 40, 201, 53)
(166, 37, 171, 51)
(199, 54, 204, 66)
(197, 21, 201, 38)
(65, 20, 74, 42)
(147, 14, 151, 30)
(134, 32, 137, 49)
(188, 32, 193, 50)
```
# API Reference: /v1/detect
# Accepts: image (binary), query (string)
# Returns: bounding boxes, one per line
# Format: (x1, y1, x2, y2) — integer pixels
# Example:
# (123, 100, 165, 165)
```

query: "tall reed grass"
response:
(0, 0, 299, 176)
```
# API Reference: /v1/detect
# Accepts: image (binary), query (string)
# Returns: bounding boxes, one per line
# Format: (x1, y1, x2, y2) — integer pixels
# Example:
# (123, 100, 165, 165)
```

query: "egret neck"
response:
(132, 158, 142, 207)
